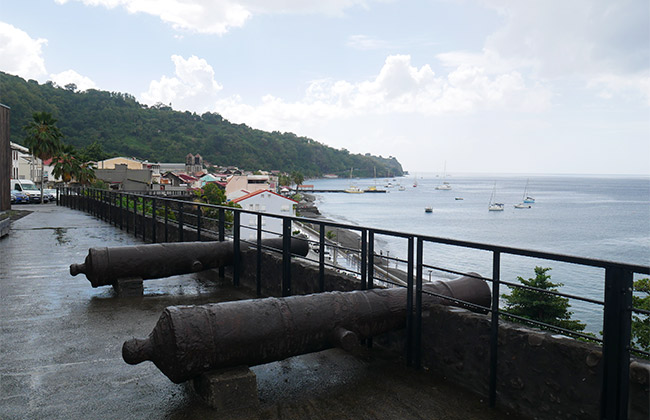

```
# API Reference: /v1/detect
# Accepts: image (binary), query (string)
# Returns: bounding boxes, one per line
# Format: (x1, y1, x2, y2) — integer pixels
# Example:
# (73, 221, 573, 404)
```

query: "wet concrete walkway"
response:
(1, 204, 523, 420)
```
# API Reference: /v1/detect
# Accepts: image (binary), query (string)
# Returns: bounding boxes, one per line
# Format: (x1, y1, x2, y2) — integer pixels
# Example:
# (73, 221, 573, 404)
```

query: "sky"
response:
(0, 0, 649, 175)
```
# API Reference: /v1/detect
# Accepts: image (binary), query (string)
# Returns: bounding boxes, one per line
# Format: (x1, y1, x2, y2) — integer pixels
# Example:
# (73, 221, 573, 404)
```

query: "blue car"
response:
(11, 190, 29, 204)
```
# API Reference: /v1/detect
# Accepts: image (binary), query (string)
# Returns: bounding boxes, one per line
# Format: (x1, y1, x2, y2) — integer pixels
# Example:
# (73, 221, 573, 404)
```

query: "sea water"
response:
(307, 174, 650, 334)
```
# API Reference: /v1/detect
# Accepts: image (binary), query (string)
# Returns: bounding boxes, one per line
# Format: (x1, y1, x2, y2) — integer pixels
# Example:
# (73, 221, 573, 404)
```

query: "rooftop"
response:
(0, 204, 522, 419)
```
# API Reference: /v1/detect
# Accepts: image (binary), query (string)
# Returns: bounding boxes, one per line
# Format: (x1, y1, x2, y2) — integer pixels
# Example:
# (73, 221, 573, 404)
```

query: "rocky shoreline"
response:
(296, 193, 362, 251)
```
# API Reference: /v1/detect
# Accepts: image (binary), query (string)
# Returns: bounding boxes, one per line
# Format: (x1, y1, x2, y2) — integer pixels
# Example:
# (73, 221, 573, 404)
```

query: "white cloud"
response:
(141, 55, 223, 112)
(55, 0, 377, 34)
(50, 69, 97, 91)
(0, 22, 48, 79)
(215, 54, 552, 133)
(471, 0, 650, 102)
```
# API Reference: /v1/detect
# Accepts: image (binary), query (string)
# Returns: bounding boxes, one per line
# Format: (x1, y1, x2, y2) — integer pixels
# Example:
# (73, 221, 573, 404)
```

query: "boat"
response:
(435, 162, 452, 190)
(435, 181, 451, 191)
(455, 197, 463, 200)
(514, 203, 531, 209)
(425, 206, 433, 213)
(488, 183, 504, 211)
(522, 179, 535, 203)
(345, 168, 364, 194)
(398, 186, 406, 191)
(345, 186, 364, 194)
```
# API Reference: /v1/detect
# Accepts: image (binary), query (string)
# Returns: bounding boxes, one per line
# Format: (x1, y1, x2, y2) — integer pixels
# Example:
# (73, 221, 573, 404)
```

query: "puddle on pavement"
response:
(54, 227, 70, 245)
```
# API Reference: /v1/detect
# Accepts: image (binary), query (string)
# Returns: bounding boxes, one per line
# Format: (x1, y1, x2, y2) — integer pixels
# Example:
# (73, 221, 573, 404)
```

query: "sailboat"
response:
(522, 179, 535, 203)
(435, 162, 452, 190)
(344, 168, 364, 193)
(488, 182, 504, 211)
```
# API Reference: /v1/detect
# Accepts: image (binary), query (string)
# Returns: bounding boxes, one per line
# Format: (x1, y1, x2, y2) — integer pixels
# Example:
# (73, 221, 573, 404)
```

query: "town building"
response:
(231, 190, 297, 240)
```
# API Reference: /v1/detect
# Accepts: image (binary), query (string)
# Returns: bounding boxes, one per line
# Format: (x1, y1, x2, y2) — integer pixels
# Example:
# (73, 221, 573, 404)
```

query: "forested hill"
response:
(0, 71, 403, 177)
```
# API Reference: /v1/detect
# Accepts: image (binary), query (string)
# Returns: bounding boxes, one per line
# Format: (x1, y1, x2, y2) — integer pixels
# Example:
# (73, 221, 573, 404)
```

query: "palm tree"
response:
(23, 112, 63, 203)
(52, 152, 96, 186)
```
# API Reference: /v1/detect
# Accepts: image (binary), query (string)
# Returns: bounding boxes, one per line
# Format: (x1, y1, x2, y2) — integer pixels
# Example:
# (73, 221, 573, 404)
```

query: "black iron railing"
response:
(58, 187, 649, 420)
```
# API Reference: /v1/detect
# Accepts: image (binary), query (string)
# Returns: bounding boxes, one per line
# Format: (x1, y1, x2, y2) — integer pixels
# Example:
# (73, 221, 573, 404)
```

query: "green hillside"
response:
(0, 71, 403, 178)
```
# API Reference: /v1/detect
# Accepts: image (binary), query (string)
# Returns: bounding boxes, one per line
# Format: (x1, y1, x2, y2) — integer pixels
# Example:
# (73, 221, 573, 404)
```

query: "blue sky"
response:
(1, 0, 648, 175)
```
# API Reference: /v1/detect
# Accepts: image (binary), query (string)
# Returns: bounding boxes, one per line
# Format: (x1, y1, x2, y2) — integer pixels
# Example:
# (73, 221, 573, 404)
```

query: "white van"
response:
(10, 179, 44, 203)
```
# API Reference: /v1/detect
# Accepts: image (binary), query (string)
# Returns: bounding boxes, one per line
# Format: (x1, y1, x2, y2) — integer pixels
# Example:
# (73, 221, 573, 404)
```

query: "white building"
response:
(231, 190, 297, 240)
(10, 142, 41, 181)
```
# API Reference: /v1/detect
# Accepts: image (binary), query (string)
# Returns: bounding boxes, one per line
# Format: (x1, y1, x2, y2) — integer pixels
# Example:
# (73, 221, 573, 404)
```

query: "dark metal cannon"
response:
(70, 237, 309, 288)
(122, 274, 491, 383)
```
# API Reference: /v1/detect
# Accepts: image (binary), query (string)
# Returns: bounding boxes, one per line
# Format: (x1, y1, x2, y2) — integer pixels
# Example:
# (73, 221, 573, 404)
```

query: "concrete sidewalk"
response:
(0, 204, 522, 420)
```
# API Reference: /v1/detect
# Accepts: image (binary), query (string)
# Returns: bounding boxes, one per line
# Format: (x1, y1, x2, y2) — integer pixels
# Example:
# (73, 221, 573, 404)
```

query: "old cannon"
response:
(70, 237, 309, 288)
(122, 274, 491, 383)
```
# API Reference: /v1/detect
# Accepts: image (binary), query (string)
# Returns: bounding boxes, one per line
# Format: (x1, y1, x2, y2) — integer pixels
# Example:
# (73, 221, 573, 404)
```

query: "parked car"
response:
(43, 188, 57, 203)
(9, 179, 43, 203)
(11, 190, 29, 204)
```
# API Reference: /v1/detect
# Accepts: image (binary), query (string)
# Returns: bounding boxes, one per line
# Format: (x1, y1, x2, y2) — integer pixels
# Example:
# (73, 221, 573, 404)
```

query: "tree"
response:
(51, 149, 96, 185)
(632, 278, 650, 352)
(291, 171, 304, 188)
(23, 112, 63, 203)
(502, 267, 586, 332)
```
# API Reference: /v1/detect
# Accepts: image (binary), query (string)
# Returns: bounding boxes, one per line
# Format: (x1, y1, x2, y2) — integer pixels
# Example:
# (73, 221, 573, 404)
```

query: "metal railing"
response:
(58, 187, 649, 420)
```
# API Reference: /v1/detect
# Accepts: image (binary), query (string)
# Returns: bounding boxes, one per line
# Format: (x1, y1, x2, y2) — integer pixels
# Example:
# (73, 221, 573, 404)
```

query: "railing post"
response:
(142, 197, 147, 241)
(600, 266, 633, 420)
(318, 224, 325, 292)
(406, 236, 415, 366)
(233, 211, 240, 287)
(282, 217, 292, 297)
(133, 196, 138, 238)
(256, 214, 262, 296)
(152, 198, 157, 243)
(164, 201, 168, 242)
(218, 208, 225, 279)
(178, 201, 184, 242)
(118, 193, 123, 230)
(363, 230, 370, 290)
(197, 205, 202, 241)
(126, 195, 130, 233)
(489, 251, 501, 408)
(414, 237, 423, 369)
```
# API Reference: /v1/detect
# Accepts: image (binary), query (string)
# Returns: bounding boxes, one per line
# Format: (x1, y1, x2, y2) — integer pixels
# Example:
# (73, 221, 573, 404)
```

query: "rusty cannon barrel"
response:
(122, 274, 490, 383)
(70, 238, 309, 288)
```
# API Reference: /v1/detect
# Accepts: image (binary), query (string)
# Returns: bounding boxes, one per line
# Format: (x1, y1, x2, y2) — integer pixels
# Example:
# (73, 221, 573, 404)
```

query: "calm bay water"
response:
(308, 174, 650, 333)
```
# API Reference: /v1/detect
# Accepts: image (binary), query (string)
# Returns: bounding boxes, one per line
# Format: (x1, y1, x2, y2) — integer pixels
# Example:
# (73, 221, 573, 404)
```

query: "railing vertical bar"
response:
(361, 230, 368, 289)
(178, 202, 184, 242)
(406, 236, 415, 367)
(119, 192, 123, 230)
(164, 200, 168, 242)
(414, 237, 423, 369)
(133, 195, 138, 238)
(367, 230, 374, 289)
(152, 198, 157, 243)
(233, 211, 240, 287)
(489, 251, 501, 408)
(281, 217, 292, 297)
(218, 208, 225, 279)
(125, 195, 130, 233)
(600, 266, 633, 420)
(197, 205, 202, 241)
(142, 196, 146, 241)
(256, 213, 262, 297)
(318, 224, 325, 292)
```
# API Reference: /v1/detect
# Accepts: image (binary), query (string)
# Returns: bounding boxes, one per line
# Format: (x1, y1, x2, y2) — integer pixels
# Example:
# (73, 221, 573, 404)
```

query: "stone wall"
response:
(232, 253, 650, 420)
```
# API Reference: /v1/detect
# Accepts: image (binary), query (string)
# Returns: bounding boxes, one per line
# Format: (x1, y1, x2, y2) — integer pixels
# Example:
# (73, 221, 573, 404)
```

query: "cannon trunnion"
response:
(123, 274, 490, 383)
